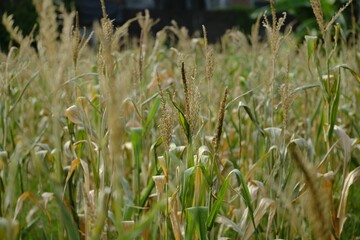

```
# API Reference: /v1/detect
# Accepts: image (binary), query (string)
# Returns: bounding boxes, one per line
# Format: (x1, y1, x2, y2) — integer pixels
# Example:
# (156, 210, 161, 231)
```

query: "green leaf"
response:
(305, 35, 318, 71)
(328, 72, 341, 140)
(198, 165, 212, 186)
(127, 200, 166, 239)
(291, 83, 320, 95)
(225, 86, 260, 110)
(130, 127, 143, 205)
(142, 97, 161, 136)
(333, 64, 360, 84)
(54, 189, 80, 240)
(180, 164, 212, 209)
(207, 169, 256, 237)
(238, 101, 265, 137)
(9, 71, 39, 114)
(185, 207, 208, 240)
(170, 99, 191, 144)
(246, 146, 278, 180)
(181, 167, 196, 208)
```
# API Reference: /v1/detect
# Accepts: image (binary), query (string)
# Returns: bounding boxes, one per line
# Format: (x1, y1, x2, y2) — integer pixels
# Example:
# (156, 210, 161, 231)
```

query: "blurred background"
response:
(0, 0, 359, 51)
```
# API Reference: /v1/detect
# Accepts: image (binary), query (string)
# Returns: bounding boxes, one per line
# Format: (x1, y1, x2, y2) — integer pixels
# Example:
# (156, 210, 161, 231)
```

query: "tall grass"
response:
(0, 0, 360, 239)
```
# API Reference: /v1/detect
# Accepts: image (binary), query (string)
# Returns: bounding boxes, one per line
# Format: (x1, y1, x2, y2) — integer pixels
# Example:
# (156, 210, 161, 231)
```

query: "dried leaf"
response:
(65, 105, 82, 125)
(207, 169, 255, 235)
(247, 180, 264, 203)
(152, 175, 166, 196)
(41, 192, 55, 208)
(13, 192, 40, 221)
(122, 221, 135, 233)
(215, 215, 242, 233)
(169, 192, 182, 240)
(334, 126, 352, 170)
(317, 171, 336, 234)
(63, 158, 81, 196)
(243, 198, 276, 240)
(337, 166, 360, 235)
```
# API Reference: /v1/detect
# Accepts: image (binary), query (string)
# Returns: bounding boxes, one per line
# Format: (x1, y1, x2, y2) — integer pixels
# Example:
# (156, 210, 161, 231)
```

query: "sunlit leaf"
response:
(65, 105, 82, 125)
(152, 175, 166, 196)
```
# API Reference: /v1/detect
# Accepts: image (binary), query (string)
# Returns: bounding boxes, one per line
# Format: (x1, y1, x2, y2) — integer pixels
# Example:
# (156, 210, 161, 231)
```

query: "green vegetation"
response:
(0, 0, 359, 239)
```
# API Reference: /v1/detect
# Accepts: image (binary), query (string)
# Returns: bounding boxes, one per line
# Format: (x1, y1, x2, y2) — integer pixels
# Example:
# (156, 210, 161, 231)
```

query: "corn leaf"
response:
(54, 189, 80, 240)
(291, 83, 320, 95)
(328, 71, 341, 140)
(305, 35, 317, 71)
(215, 215, 242, 233)
(207, 169, 255, 236)
(246, 146, 277, 180)
(63, 158, 81, 196)
(169, 191, 182, 240)
(185, 206, 208, 240)
(142, 97, 160, 136)
(333, 64, 360, 84)
(238, 101, 265, 137)
(334, 125, 352, 182)
(0, 217, 19, 240)
(65, 105, 83, 125)
(171, 100, 191, 143)
(225, 87, 260, 110)
(337, 166, 360, 235)
(130, 127, 143, 206)
(127, 200, 166, 239)
(198, 165, 212, 186)
(8, 71, 38, 114)
(181, 167, 196, 208)
(13, 192, 38, 221)
(243, 198, 276, 240)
